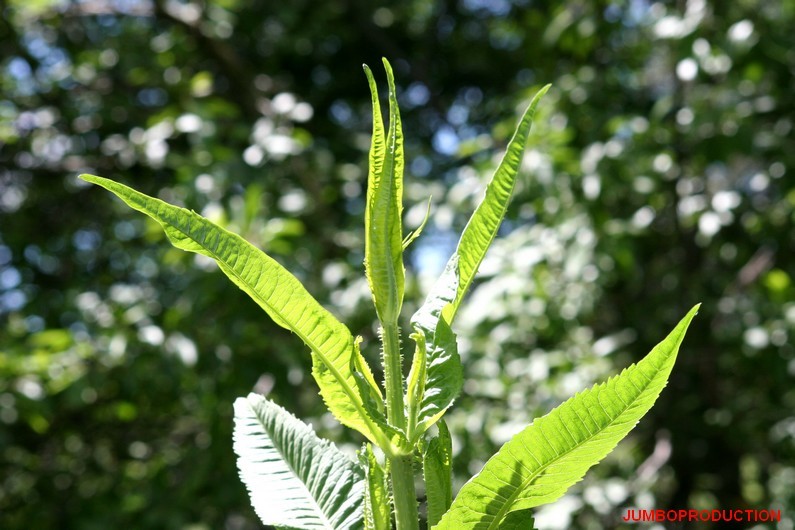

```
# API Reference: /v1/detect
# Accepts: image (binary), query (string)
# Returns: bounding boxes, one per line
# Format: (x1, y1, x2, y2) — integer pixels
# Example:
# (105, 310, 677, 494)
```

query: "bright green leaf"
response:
(423, 420, 453, 528)
(80, 174, 396, 451)
(363, 58, 405, 325)
(405, 328, 427, 440)
(351, 337, 385, 415)
(434, 305, 700, 529)
(408, 258, 462, 440)
(408, 86, 550, 441)
(348, 340, 412, 455)
(359, 444, 391, 530)
(439, 84, 550, 323)
(233, 393, 365, 529)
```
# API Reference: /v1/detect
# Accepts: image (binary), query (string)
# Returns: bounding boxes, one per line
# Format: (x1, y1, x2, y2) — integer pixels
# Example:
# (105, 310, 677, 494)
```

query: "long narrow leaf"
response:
(440, 84, 550, 322)
(363, 59, 405, 324)
(405, 329, 427, 439)
(359, 444, 391, 530)
(434, 305, 700, 529)
(423, 420, 453, 528)
(81, 174, 394, 450)
(233, 393, 364, 529)
(408, 86, 549, 439)
(402, 196, 432, 251)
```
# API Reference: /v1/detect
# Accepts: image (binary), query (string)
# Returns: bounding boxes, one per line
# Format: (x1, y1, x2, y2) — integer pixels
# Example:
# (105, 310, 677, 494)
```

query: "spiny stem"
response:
(390, 455, 418, 530)
(382, 322, 419, 530)
(382, 323, 405, 429)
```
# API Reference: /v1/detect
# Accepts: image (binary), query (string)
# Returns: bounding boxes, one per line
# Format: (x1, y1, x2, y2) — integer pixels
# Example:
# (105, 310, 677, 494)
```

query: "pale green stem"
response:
(382, 322, 419, 530)
(382, 322, 405, 428)
(390, 455, 418, 530)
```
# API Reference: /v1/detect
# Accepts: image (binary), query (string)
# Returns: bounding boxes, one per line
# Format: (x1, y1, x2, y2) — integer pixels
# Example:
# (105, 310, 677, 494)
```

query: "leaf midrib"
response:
(170, 207, 382, 439)
(454, 177, 514, 319)
(249, 401, 336, 529)
(377, 131, 399, 322)
(445, 88, 549, 323)
(95, 178, 383, 444)
(484, 340, 678, 530)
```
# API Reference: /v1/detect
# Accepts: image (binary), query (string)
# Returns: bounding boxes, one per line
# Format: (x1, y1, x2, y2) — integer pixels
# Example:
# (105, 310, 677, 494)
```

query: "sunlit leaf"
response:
(402, 197, 432, 251)
(405, 328, 427, 440)
(233, 393, 365, 529)
(423, 420, 453, 528)
(434, 305, 699, 529)
(363, 59, 405, 324)
(359, 444, 390, 530)
(442, 84, 550, 322)
(408, 86, 550, 440)
(80, 174, 397, 451)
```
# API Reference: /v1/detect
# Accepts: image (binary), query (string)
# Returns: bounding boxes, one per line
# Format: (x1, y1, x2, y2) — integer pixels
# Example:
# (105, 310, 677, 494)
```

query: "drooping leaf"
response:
(80, 174, 396, 451)
(233, 393, 365, 530)
(436, 84, 551, 323)
(359, 444, 391, 530)
(363, 58, 405, 324)
(434, 305, 700, 530)
(423, 420, 453, 528)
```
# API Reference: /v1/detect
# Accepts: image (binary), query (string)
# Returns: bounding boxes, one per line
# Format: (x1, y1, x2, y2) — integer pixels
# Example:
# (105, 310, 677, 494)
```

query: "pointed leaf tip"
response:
(79, 173, 101, 183)
(85, 176, 394, 450)
(435, 306, 699, 529)
(381, 57, 394, 78)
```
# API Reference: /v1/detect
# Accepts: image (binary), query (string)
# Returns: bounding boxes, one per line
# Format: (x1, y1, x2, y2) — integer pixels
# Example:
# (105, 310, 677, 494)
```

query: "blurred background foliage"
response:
(1, 0, 793, 528)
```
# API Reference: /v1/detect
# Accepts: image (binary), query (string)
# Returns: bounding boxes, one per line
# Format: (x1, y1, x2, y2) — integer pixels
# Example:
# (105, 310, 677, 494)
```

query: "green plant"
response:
(80, 58, 698, 530)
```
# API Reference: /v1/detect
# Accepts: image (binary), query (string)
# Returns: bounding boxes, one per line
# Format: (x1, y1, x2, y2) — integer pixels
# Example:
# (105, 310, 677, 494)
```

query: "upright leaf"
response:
(408, 85, 549, 439)
(348, 340, 412, 455)
(434, 305, 700, 530)
(359, 444, 391, 530)
(436, 84, 551, 323)
(363, 58, 405, 324)
(351, 337, 385, 415)
(233, 393, 364, 530)
(81, 175, 395, 450)
(423, 420, 453, 528)
(405, 328, 428, 440)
